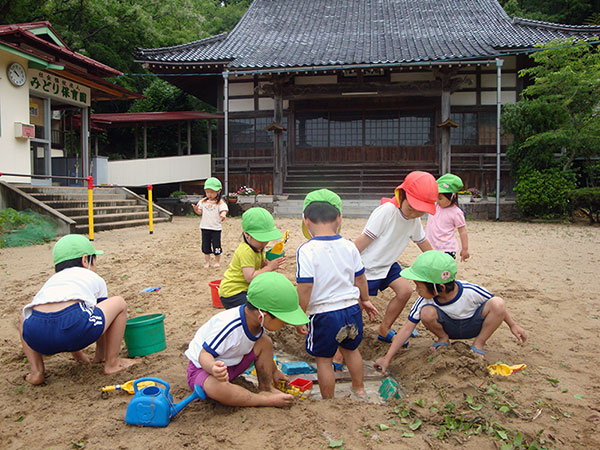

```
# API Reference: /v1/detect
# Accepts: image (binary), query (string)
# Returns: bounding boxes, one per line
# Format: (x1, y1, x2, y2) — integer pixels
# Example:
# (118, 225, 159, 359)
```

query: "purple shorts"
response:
(187, 350, 257, 391)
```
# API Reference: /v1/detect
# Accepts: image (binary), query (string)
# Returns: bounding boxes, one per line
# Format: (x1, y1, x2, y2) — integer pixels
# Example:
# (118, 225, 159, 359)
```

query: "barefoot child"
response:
(374, 251, 527, 374)
(193, 177, 228, 268)
(20, 235, 136, 384)
(296, 189, 379, 398)
(355, 171, 438, 344)
(219, 207, 285, 309)
(185, 272, 308, 407)
(425, 173, 470, 261)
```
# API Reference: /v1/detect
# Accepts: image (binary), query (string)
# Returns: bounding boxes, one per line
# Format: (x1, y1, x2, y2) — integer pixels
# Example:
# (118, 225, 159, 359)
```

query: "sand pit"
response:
(1, 216, 599, 449)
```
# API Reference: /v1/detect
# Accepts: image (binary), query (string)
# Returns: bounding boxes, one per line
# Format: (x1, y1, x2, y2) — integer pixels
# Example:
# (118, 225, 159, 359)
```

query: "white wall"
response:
(0, 52, 32, 183)
(107, 154, 211, 186)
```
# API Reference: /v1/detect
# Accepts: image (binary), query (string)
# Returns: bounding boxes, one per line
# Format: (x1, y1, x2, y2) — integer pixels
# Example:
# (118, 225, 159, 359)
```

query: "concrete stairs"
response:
(11, 184, 172, 233)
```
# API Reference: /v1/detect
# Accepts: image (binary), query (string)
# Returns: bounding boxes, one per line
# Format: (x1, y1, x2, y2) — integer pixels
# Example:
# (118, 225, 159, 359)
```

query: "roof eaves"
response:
(136, 33, 228, 57)
(513, 17, 600, 33)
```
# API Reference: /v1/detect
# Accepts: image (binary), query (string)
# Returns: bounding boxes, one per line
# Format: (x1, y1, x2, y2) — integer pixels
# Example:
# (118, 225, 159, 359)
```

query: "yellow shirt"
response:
(218, 242, 265, 298)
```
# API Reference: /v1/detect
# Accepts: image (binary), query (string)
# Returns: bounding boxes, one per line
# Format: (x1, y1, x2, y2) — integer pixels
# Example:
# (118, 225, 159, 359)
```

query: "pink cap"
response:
(395, 171, 438, 215)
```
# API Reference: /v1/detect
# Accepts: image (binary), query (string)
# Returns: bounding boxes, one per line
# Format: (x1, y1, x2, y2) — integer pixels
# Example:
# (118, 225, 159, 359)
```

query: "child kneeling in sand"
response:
(296, 189, 379, 399)
(20, 235, 136, 385)
(185, 272, 309, 407)
(375, 250, 526, 374)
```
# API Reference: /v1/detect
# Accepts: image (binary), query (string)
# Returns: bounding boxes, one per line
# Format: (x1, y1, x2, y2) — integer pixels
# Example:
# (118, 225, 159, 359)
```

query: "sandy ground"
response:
(1, 215, 599, 449)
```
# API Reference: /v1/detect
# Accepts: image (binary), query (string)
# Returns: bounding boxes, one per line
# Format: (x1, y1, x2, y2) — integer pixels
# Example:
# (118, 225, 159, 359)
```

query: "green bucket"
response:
(124, 313, 166, 357)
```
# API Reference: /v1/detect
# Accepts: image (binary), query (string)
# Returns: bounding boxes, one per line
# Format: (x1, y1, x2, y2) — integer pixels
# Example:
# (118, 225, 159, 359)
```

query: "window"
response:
(450, 112, 478, 145)
(365, 111, 398, 146)
(330, 112, 362, 147)
(230, 118, 255, 151)
(399, 115, 432, 145)
(296, 112, 328, 147)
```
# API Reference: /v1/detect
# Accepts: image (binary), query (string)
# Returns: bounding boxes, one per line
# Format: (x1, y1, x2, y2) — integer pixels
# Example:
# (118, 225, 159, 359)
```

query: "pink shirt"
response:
(425, 204, 466, 252)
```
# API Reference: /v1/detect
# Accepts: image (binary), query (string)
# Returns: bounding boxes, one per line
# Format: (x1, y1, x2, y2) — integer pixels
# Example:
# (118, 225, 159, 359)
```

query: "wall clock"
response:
(7, 62, 27, 87)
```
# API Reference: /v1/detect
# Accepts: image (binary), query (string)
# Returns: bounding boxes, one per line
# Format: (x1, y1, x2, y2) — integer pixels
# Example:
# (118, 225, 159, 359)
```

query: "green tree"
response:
(499, 0, 600, 24)
(502, 39, 600, 186)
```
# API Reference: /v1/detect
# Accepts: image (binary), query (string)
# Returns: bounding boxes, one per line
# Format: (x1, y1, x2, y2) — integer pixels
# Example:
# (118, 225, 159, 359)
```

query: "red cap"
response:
(394, 171, 438, 215)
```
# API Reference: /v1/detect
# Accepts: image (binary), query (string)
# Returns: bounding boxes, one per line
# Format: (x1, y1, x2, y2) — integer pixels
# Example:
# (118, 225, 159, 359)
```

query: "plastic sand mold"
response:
(379, 377, 401, 401)
(487, 363, 527, 377)
(275, 379, 311, 399)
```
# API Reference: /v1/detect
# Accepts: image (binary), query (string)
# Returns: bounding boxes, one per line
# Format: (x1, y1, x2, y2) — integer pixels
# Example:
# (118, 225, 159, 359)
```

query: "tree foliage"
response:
(499, 0, 600, 25)
(502, 39, 600, 186)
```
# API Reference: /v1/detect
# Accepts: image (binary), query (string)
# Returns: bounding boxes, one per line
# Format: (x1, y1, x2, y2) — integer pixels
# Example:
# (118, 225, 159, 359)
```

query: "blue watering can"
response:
(125, 377, 206, 427)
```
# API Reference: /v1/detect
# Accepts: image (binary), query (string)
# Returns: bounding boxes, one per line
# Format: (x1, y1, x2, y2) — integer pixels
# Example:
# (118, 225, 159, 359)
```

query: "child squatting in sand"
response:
(185, 272, 309, 407)
(375, 250, 527, 374)
(20, 235, 136, 384)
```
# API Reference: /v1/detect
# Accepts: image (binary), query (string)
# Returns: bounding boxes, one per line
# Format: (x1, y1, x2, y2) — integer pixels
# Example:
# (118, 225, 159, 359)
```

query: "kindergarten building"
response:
(136, 0, 600, 197)
(0, 22, 142, 186)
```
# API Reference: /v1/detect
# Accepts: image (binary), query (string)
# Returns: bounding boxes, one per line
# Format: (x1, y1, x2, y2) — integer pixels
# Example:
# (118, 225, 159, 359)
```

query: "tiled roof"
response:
(137, 0, 600, 69)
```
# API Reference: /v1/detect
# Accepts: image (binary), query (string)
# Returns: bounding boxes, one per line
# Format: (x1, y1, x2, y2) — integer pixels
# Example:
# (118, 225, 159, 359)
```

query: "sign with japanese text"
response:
(28, 70, 91, 107)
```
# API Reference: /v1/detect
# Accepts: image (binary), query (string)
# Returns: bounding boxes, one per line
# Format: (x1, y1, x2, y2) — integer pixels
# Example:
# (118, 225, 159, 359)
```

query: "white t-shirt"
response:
(296, 235, 365, 315)
(198, 199, 228, 231)
(185, 305, 262, 368)
(407, 281, 493, 322)
(23, 267, 108, 319)
(360, 202, 426, 280)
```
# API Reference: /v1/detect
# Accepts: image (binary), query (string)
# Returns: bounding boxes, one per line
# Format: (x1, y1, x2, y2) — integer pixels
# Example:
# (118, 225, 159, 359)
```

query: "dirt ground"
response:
(1, 215, 599, 449)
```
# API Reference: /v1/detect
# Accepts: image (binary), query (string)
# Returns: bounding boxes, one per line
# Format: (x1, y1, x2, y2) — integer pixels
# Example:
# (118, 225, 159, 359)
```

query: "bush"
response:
(0, 208, 58, 247)
(568, 187, 600, 224)
(513, 169, 577, 219)
(169, 190, 187, 198)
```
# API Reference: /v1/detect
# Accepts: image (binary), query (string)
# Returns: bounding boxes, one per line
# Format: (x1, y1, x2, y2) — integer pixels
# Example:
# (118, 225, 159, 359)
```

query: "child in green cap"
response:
(20, 234, 136, 385)
(219, 207, 285, 309)
(425, 173, 470, 261)
(192, 177, 228, 268)
(374, 250, 526, 374)
(185, 272, 309, 407)
(296, 189, 379, 398)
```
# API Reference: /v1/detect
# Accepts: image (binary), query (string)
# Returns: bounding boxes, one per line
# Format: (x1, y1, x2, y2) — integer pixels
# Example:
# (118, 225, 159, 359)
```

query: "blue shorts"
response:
(220, 291, 247, 309)
(22, 302, 105, 355)
(436, 302, 487, 340)
(367, 262, 402, 296)
(306, 304, 363, 358)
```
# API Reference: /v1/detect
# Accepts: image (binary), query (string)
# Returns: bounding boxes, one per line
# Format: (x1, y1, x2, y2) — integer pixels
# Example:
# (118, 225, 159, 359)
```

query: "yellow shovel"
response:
(487, 363, 527, 377)
(101, 379, 156, 396)
(271, 230, 290, 255)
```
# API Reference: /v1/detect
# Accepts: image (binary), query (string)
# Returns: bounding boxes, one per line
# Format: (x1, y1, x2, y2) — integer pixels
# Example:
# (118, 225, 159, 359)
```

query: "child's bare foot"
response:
(24, 372, 45, 385)
(203, 263, 210, 269)
(71, 350, 91, 364)
(373, 357, 388, 375)
(260, 390, 294, 407)
(213, 263, 220, 268)
(430, 341, 449, 353)
(351, 387, 366, 397)
(104, 358, 138, 375)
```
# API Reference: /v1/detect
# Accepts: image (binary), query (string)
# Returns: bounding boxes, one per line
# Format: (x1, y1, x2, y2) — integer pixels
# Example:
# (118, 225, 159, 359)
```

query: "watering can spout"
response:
(171, 384, 207, 416)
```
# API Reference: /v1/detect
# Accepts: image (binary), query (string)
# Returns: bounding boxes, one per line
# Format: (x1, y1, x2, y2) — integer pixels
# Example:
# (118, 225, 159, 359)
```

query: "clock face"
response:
(7, 62, 27, 87)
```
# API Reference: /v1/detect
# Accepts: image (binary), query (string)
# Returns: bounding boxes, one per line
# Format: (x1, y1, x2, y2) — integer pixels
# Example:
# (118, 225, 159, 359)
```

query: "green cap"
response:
(302, 189, 342, 239)
(204, 177, 222, 192)
(242, 207, 282, 242)
(247, 272, 309, 325)
(52, 234, 104, 266)
(437, 174, 463, 194)
(401, 250, 457, 284)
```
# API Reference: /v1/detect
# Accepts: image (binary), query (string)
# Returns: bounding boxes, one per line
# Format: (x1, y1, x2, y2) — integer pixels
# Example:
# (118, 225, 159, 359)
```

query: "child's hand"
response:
(295, 324, 307, 335)
(460, 249, 470, 261)
(360, 300, 379, 322)
(373, 357, 389, 375)
(220, 214, 227, 222)
(265, 256, 285, 271)
(211, 360, 229, 382)
(510, 324, 527, 343)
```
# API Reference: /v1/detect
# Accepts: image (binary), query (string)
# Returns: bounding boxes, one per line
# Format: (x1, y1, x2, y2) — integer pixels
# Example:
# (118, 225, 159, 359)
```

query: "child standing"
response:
(20, 235, 136, 385)
(425, 173, 470, 261)
(374, 251, 527, 374)
(296, 189, 379, 399)
(219, 207, 285, 309)
(185, 272, 309, 407)
(193, 177, 228, 268)
(355, 171, 438, 344)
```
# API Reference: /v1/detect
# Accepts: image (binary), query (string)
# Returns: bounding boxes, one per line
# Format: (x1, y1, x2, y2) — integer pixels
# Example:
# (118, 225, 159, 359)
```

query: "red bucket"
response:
(209, 280, 223, 308)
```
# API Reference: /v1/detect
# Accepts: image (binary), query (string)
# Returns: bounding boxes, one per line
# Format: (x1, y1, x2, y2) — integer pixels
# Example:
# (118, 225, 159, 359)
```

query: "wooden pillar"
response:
(207, 120, 212, 156)
(441, 89, 451, 174)
(273, 88, 284, 195)
(178, 122, 182, 155)
(143, 124, 147, 159)
(187, 120, 191, 155)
